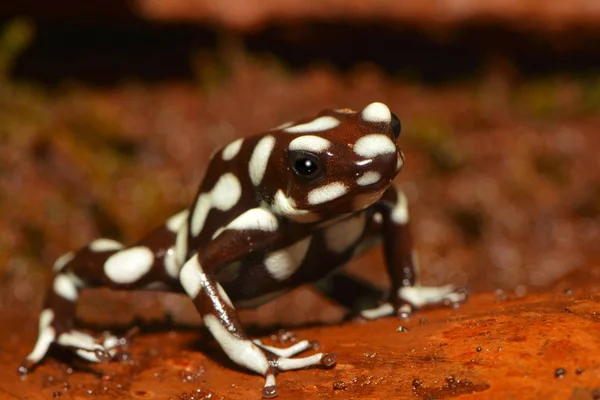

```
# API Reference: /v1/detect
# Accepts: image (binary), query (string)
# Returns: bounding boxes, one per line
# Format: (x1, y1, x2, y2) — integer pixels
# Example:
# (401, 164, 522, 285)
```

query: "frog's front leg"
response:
(20, 210, 189, 373)
(180, 208, 336, 398)
(360, 185, 467, 320)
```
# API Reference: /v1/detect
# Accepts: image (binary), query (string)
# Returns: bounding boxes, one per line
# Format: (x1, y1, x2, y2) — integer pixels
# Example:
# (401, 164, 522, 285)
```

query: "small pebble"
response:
(554, 368, 566, 379)
(575, 367, 584, 375)
(476, 346, 482, 352)
(397, 326, 409, 332)
(332, 381, 347, 390)
(412, 378, 424, 389)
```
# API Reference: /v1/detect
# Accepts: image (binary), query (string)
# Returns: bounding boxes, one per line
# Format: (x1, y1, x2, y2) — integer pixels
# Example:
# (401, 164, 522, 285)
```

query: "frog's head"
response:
(261, 102, 403, 222)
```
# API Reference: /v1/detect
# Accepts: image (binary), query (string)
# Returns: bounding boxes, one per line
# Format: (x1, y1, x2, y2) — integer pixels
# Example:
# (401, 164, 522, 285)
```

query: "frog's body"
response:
(22, 102, 465, 398)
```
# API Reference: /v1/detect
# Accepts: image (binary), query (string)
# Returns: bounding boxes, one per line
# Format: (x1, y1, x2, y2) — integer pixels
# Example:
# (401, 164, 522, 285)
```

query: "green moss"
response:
(514, 79, 560, 120)
(578, 76, 600, 115)
(407, 116, 464, 173)
(0, 17, 35, 80)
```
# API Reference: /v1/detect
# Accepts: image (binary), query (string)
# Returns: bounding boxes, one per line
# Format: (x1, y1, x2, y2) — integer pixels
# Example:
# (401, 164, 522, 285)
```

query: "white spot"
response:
(323, 214, 366, 253)
(175, 220, 189, 266)
(398, 285, 465, 307)
(361, 102, 391, 123)
(271, 190, 318, 222)
(179, 256, 203, 298)
(191, 173, 242, 237)
(288, 135, 332, 152)
(222, 138, 244, 161)
(53, 274, 79, 301)
(166, 210, 189, 232)
(354, 134, 396, 158)
(360, 303, 394, 319)
(307, 182, 349, 205)
(284, 116, 340, 133)
(89, 238, 124, 253)
(225, 208, 279, 232)
(26, 309, 56, 363)
(249, 135, 276, 186)
(203, 314, 269, 374)
(392, 190, 409, 224)
(104, 247, 155, 284)
(356, 171, 381, 186)
(264, 237, 312, 281)
(164, 247, 180, 279)
(53, 251, 75, 272)
(191, 194, 211, 236)
(211, 173, 242, 211)
(373, 212, 383, 224)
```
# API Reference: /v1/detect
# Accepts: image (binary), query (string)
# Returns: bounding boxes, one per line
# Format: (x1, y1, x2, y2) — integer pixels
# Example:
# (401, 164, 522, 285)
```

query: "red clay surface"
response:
(2, 269, 600, 399)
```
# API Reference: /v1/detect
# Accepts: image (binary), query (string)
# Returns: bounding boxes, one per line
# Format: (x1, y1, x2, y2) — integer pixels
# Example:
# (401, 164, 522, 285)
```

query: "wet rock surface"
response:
(2, 269, 600, 399)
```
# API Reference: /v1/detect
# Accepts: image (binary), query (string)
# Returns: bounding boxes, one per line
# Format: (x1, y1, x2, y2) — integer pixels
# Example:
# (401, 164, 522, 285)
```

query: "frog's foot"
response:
(359, 284, 467, 320)
(261, 350, 337, 399)
(56, 330, 122, 362)
(20, 321, 124, 374)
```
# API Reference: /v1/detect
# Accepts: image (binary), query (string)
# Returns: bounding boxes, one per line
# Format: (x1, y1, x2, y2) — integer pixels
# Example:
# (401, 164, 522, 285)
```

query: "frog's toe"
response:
(258, 351, 336, 398)
(359, 302, 396, 320)
(398, 284, 468, 308)
(253, 339, 318, 358)
(277, 352, 337, 371)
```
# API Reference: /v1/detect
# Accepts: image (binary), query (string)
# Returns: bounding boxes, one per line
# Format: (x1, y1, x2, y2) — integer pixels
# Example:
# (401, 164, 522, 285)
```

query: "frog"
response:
(21, 102, 466, 398)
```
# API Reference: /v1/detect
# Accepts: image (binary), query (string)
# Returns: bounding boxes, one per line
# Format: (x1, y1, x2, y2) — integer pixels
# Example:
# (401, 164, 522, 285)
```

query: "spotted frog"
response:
(22, 102, 466, 398)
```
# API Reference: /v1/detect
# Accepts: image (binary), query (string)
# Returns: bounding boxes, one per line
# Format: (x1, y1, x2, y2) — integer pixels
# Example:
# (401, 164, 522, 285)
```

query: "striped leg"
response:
(20, 211, 189, 373)
(360, 185, 466, 320)
(180, 252, 336, 399)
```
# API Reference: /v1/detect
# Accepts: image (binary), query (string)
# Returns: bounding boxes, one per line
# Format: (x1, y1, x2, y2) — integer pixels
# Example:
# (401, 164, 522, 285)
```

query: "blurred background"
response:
(1, 1, 599, 327)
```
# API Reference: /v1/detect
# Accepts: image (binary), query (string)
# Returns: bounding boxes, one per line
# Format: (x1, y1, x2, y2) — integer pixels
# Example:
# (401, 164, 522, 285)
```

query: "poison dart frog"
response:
(21, 102, 466, 398)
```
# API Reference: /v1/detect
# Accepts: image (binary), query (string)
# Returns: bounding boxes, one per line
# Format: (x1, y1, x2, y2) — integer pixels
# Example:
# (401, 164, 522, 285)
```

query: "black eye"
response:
(290, 151, 324, 181)
(296, 158, 317, 175)
(391, 112, 401, 139)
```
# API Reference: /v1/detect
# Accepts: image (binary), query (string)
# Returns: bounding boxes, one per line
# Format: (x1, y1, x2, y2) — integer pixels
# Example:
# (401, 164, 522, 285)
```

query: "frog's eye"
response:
(391, 113, 401, 139)
(289, 151, 324, 181)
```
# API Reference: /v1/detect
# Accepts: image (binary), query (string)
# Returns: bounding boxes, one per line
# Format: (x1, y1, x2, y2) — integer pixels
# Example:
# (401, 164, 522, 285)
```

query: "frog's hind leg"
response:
(20, 241, 127, 373)
(21, 211, 189, 373)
